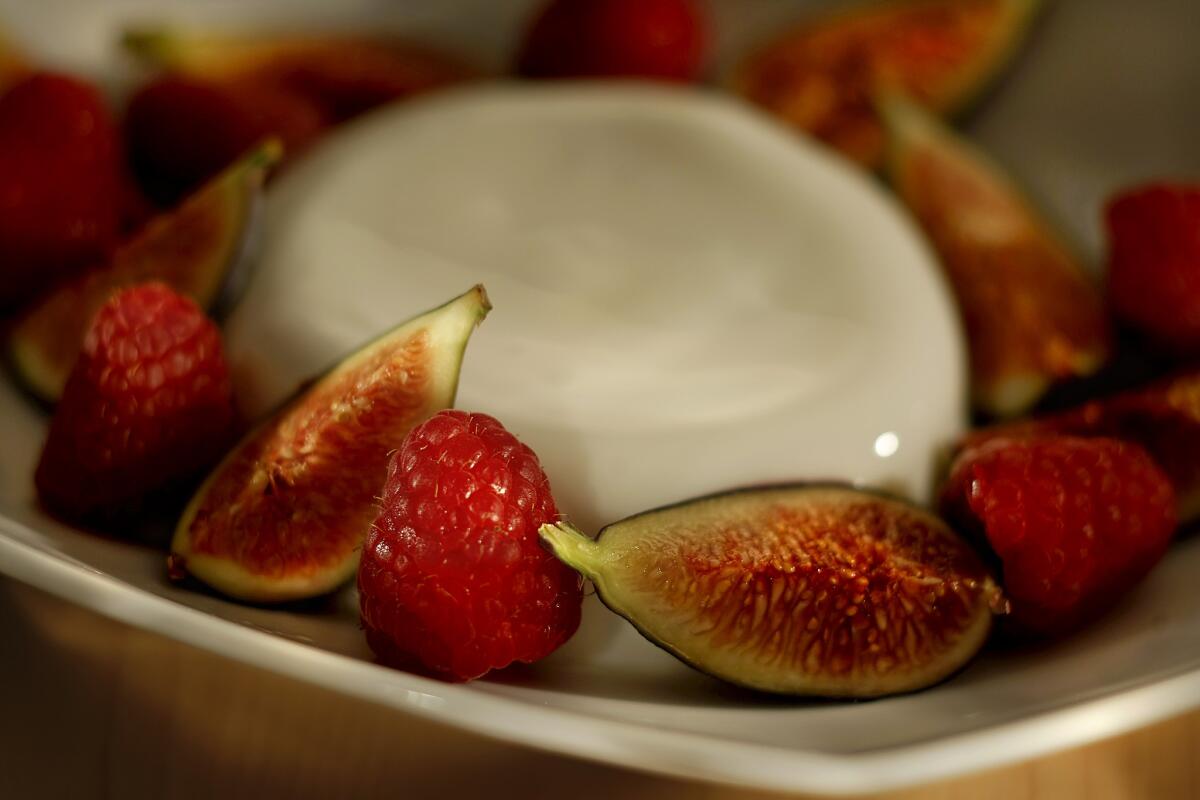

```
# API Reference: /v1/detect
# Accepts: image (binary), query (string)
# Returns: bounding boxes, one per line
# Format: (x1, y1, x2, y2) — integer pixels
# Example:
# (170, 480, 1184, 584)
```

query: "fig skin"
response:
(541, 484, 1001, 698)
(879, 92, 1109, 418)
(171, 286, 490, 603)
(728, 0, 1043, 169)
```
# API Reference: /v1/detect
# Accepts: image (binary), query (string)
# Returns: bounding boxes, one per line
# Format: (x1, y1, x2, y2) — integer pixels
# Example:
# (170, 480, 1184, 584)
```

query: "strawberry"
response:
(358, 410, 582, 681)
(0, 72, 121, 309)
(1106, 183, 1200, 352)
(940, 436, 1176, 638)
(516, 0, 707, 82)
(35, 283, 236, 522)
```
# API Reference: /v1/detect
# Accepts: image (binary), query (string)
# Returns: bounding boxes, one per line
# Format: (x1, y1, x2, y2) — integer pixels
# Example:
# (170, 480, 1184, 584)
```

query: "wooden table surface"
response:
(2, 577, 1198, 800)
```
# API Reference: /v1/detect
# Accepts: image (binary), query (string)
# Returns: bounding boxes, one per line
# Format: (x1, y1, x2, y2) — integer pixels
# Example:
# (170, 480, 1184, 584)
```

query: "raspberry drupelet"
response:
(35, 282, 237, 521)
(358, 410, 582, 681)
(940, 435, 1176, 637)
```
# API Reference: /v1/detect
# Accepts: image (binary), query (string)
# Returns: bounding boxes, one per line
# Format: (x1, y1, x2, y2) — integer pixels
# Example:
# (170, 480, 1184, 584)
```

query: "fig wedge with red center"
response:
(880, 93, 1108, 418)
(729, 0, 1041, 168)
(541, 486, 1000, 698)
(8, 140, 279, 404)
(171, 286, 490, 602)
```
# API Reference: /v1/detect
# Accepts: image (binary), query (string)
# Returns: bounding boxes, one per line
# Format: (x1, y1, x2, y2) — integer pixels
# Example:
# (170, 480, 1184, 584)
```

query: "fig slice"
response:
(540, 486, 999, 698)
(880, 93, 1108, 418)
(729, 0, 1041, 168)
(122, 27, 476, 122)
(171, 285, 490, 603)
(8, 140, 279, 404)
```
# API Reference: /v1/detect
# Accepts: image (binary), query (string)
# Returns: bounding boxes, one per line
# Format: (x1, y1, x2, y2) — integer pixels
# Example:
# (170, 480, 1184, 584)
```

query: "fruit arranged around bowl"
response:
(541, 486, 999, 697)
(879, 93, 1109, 418)
(728, 0, 1042, 168)
(940, 436, 1177, 637)
(1105, 184, 1200, 354)
(959, 367, 1200, 524)
(2, 0, 1198, 702)
(122, 27, 477, 202)
(0, 72, 122, 310)
(361, 410, 582, 682)
(35, 283, 238, 523)
(170, 286, 490, 602)
(516, 0, 707, 82)
(9, 141, 279, 404)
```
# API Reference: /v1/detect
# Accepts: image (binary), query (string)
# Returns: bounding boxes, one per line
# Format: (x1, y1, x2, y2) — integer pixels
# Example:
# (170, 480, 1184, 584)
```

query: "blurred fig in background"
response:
(122, 29, 475, 203)
(516, 0, 706, 82)
(0, 72, 121, 310)
(1106, 184, 1200, 355)
(729, 0, 1041, 168)
(880, 93, 1108, 419)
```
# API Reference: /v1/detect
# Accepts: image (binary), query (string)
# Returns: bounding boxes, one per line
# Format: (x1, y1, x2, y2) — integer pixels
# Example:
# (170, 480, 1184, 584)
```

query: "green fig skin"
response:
(542, 485, 1000, 698)
(171, 286, 490, 603)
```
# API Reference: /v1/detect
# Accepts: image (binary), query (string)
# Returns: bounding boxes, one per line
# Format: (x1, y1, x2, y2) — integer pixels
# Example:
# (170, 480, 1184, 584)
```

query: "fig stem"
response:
(538, 521, 601, 579)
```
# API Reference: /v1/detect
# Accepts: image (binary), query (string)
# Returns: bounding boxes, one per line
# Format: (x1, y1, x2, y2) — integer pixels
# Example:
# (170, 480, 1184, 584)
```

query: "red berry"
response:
(1106, 183, 1200, 352)
(517, 0, 706, 82)
(125, 76, 324, 204)
(35, 283, 237, 521)
(940, 436, 1176, 637)
(0, 72, 121, 309)
(358, 410, 582, 681)
(959, 367, 1200, 521)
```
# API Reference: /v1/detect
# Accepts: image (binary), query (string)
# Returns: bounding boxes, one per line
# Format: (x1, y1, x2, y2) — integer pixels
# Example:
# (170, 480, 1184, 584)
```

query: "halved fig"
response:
(540, 485, 999, 698)
(729, 0, 1041, 167)
(122, 28, 476, 122)
(881, 93, 1108, 418)
(171, 286, 490, 603)
(959, 367, 1200, 523)
(7, 141, 279, 404)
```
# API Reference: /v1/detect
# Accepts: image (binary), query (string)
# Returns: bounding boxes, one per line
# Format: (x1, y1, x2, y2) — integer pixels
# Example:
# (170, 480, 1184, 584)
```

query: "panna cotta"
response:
(224, 84, 966, 531)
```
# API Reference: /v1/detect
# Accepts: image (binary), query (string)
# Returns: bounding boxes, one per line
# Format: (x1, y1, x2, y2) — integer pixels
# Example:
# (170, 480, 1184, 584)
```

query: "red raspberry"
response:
(1106, 183, 1200, 352)
(959, 367, 1200, 522)
(35, 283, 237, 521)
(940, 436, 1176, 638)
(358, 410, 582, 681)
(0, 72, 121, 309)
(516, 0, 707, 83)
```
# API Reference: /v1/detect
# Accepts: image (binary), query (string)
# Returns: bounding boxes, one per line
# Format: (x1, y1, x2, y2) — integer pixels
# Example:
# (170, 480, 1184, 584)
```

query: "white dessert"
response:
(224, 84, 966, 531)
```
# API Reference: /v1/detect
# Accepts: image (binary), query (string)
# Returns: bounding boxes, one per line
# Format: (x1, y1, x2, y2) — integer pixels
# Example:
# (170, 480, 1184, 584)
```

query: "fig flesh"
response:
(541, 485, 999, 698)
(171, 285, 489, 602)
(729, 0, 1041, 168)
(8, 141, 279, 404)
(880, 93, 1108, 418)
